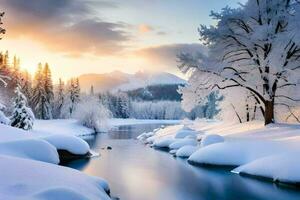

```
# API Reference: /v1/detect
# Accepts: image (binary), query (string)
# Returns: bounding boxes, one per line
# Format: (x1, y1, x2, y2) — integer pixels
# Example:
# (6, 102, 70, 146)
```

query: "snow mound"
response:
(152, 137, 177, 148)
(169, 139, 197, 150)
(34, 119, 95, 136)
(175, 130, 198, 139)
(189, 140, 286, 166)
(232, 152, 300, 184)
(169, 149, 178, 155)
(176, 145, 198, 158)
(200, 134, 224, 147)
(43, 135, 90, 155)
(0, 139, 59, 164)
(0, 155, 110, 200)
(137, 131, 155, 141)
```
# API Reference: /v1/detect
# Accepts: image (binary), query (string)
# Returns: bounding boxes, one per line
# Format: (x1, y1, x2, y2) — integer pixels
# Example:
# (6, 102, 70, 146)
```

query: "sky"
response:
(0, 0, 246, 82)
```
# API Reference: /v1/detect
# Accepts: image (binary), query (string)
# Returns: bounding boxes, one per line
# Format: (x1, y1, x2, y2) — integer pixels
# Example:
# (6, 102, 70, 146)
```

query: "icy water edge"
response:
(64, 124, 300, 200)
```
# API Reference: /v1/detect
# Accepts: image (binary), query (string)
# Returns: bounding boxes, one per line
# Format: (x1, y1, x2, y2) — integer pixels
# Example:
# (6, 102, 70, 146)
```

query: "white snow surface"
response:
(176, 145, 198, 158)
(0, 123, 110, 200)
(188, 120, 300, 183)
(139, 118, 300, 184)
(232, 152, 300, 183)
(200, 134, 224, 147)
(43, 135, 90, 155)
(0, 124, 59, 163)
(169, 139, 197, 149)
(0, 155, 110, 200)
(34, 119, 95, 136)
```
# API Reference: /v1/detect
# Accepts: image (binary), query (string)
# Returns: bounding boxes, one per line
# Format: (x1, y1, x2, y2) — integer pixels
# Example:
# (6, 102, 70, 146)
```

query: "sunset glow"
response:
(0, 0, 245, 81)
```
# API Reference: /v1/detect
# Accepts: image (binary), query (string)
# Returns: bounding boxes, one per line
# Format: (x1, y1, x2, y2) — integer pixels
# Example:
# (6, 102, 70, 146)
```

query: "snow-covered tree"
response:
(65, 78, 81, 117)
(0, 12, 8, 86)
(10, 86, 35, 130)
(53, 78, 65, 118)
(0, 103, 9, 125)
(43, 63, 54, 109)
(20, 70, 32, 103)
(31, 63, 52, 119)
(11, 55, 21, 86)
(116, 92, 131, 118)
(90, 85, 94, 96)
(179, 0, 300, 125)
(73, 95, 112, 132)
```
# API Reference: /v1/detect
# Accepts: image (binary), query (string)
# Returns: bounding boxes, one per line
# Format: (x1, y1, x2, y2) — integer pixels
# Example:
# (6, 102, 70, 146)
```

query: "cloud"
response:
(138, 24, 154, 34)
(0, 0, 130, 55)
(135, 43, 207, 69)
(156, 31, 167, 35)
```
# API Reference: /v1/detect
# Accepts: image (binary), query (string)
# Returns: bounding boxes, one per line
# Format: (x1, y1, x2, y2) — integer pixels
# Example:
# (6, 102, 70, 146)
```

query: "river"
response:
(64, 123, 300, 200)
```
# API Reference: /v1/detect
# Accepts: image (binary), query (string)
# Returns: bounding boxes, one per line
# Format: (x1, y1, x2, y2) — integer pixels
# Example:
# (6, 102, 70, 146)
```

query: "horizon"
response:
(0, 0, 245, 82)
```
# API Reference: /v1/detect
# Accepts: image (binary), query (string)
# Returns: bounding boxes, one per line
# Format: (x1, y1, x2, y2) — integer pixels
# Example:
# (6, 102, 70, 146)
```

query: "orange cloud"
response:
(1, 0, 131, 56)
(138, 24, 153, 34)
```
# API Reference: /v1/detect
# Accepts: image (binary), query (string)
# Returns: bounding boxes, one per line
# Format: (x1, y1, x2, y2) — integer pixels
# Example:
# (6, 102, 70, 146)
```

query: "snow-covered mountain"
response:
(78, 71, 186, 93)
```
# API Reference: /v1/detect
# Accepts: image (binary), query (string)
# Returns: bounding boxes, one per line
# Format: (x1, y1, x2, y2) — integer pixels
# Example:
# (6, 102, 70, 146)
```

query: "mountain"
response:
(78, 71, 186, 93)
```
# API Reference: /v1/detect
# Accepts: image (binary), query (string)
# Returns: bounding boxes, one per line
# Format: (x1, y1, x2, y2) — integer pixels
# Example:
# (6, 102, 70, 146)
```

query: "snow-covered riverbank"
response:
(138, 119, 300, 185)
(0, 122, 111, 200)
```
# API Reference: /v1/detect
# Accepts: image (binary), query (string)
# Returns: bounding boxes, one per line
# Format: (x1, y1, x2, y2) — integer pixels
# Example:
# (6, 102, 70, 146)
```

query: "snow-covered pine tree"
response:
(43, 63, 54, 116)
(0, 12, 10, 125)
(20, 70, 33, 104)
(31, 63, 52, 119)
(10, 86, 35, 130)
(67, 78, 80, 117)
(11, 55, 21, 86)
(0, 103, 9, 125)
(53, 78, 65, 118)
(90, 85, 94, 96)
(116, 92, 130, 118)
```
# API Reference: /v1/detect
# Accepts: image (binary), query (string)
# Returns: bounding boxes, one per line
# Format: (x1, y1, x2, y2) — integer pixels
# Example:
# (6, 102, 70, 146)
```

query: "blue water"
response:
(65, 124, 300, 200)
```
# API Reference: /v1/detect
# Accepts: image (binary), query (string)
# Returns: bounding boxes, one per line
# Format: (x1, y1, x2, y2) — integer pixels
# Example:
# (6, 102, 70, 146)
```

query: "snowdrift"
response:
(0, 155, 110, 200)
(138, 119, 300, 185)
(0, 123, 111, 200)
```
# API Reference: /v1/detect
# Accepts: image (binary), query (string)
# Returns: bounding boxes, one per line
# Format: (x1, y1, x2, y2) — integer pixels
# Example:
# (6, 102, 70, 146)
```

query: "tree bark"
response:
(264, 100, 274, 125)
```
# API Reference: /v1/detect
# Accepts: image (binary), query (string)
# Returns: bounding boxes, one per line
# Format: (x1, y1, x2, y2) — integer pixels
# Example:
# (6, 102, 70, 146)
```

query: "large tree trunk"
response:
(264, 100, 274, 125)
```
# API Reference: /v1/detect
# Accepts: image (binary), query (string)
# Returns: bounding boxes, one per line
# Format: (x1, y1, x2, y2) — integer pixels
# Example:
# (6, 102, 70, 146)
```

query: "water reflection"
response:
(65, 124, 300, 200)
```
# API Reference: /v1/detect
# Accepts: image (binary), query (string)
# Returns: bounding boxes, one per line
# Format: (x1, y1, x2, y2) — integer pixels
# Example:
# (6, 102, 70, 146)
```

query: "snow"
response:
(152, 137, 177, 148)
(169, 138, 197, 149)
(232, 152, 300, 184)
(200, 134, 224, 147)
(0, 123, 110, 200)
(139, 119, 300, 184)
(34, 119, 95, 136)
(0, 138, 59, 164)
(176, 145, 198, 158)
(0, 155, 110, 200)
(0, 124, 59, 163)
(43, 135, 90, 155)
(175, 129, 198, 139)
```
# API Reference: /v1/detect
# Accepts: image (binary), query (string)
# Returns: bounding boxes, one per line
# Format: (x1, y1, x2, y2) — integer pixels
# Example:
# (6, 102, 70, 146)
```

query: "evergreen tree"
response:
(21, 70, 33, 103)
(90, 85, 94, 96)
(10, 55, 21, 88)
(43, 63, 54, 107)
(53, 78, 65, 118)
(10, 86, 35, 130)
(0, 103, 9, 125)
(68, 78, 80, 116)
(31, 63, 52, 119)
